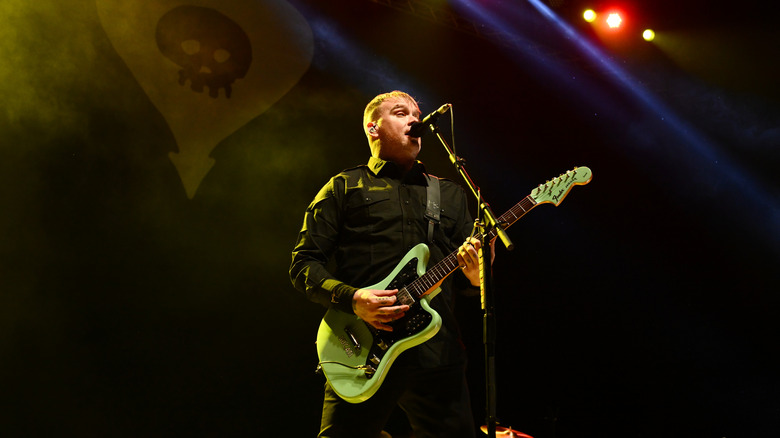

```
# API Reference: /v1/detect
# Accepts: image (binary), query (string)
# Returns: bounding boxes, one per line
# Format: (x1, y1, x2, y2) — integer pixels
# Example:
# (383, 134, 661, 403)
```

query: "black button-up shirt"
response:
(290, 157, 475, 366)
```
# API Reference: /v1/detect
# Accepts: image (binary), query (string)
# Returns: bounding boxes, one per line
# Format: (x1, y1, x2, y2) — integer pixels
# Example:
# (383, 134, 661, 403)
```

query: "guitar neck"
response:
(402, 165, 592, 301)
(404, 194, 537, 300)
(485, 194, 537, 244)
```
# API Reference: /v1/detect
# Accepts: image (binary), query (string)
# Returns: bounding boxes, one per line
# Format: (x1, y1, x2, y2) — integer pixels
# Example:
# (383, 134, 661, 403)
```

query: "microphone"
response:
(407, 103, 451, 138)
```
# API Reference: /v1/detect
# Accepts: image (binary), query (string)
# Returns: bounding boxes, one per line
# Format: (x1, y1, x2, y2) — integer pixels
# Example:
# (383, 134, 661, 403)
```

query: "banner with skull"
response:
(96, 0, 313, 198)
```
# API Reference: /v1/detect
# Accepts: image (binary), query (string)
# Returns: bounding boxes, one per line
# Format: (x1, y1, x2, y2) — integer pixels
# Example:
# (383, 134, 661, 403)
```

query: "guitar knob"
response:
(377, 339, 389, 350)
(370, 354, 381, 366)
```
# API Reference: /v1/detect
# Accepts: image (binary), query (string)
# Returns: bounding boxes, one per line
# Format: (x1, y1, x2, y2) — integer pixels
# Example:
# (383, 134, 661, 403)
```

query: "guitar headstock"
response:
(530, 166, 592, 206)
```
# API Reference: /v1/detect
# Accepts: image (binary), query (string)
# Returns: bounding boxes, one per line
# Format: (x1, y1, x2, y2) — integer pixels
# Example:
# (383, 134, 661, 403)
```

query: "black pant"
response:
(318, 362, 476, 438)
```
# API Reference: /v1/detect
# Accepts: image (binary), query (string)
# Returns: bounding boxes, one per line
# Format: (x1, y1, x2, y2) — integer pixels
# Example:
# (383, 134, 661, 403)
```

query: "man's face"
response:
(374, 97, 422, 167)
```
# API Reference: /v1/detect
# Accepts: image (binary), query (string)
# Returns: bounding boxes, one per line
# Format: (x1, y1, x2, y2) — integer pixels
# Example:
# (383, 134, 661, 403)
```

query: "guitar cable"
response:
(316, 361, 376, 377)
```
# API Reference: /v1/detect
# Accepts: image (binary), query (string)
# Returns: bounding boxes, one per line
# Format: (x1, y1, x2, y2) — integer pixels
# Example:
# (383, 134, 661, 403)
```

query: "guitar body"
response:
(316, 243, 442, 403)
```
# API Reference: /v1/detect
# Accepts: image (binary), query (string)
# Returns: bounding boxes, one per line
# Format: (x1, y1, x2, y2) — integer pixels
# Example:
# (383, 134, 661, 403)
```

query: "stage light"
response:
(642, 29, 655, 41)
(606, 12, 622, 29)
(583, 9, 596, 22)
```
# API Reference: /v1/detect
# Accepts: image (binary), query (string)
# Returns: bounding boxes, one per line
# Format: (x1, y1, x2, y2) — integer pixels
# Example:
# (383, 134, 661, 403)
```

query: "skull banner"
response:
(96, 0, 313, 198)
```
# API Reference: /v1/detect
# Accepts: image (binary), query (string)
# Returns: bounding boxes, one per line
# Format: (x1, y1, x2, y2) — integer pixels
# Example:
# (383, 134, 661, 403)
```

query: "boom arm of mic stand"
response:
(429, 125, 514, 251)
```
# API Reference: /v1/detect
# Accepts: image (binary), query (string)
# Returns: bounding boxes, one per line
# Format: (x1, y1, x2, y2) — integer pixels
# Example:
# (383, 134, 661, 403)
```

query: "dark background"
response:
(2, 0, 778, 436)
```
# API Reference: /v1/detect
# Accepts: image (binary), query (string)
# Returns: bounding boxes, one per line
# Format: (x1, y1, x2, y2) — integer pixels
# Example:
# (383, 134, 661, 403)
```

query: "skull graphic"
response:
(156, 5, 252, 98)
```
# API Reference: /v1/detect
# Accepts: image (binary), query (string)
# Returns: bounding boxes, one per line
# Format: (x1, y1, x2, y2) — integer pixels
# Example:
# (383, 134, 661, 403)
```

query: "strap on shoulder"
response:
(425, 175, 441, 244)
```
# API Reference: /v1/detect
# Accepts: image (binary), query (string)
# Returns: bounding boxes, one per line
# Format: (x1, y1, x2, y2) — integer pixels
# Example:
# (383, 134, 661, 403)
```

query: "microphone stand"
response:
(427, 124, 513, 438)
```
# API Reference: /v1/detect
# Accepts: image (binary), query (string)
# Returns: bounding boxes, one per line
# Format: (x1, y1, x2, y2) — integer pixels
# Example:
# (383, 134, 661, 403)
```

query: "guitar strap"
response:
(424, 175, 441, 244)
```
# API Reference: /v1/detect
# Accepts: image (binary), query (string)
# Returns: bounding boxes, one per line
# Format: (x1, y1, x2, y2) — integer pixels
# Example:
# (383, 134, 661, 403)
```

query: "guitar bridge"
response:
(344, 327, 361, 352)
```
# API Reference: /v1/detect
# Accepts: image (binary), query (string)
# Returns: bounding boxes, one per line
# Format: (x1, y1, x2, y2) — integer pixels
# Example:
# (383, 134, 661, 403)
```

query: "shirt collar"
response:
(367, 156, 429, 184)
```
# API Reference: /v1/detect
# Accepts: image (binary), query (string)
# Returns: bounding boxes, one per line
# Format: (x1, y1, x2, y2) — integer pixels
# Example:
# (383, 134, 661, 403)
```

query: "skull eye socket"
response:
(156, 5, 253, 99)
(181, 39, 200, 55)
(214, 49, 231, 63)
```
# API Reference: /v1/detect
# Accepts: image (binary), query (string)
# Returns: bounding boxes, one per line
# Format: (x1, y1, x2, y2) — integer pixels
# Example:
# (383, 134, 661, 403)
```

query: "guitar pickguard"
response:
(386, 258, 419, 291)
(365, 257, 433, 376)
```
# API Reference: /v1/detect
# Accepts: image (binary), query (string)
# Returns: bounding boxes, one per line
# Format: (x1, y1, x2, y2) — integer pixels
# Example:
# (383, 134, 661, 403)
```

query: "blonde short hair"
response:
(362, 91, 419, 136)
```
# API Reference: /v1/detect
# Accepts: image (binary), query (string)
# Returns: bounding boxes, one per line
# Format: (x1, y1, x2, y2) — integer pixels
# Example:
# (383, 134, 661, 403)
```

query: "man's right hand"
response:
(352, 288, 409, 331)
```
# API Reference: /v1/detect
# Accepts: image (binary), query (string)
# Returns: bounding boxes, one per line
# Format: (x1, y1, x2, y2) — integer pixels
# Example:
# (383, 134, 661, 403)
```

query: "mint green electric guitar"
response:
(316, 166, 593, 403)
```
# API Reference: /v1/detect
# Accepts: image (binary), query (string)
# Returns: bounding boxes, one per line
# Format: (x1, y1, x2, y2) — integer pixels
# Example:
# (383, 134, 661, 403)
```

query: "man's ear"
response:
(367, 122, 378, 136)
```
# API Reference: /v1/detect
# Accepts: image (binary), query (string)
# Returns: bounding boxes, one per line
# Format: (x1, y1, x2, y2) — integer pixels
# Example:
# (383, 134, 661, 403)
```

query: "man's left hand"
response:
(457, 237, 494, 287)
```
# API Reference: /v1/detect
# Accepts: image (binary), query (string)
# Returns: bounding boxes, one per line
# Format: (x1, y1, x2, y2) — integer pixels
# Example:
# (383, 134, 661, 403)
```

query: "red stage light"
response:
(606, 12, 622, 29)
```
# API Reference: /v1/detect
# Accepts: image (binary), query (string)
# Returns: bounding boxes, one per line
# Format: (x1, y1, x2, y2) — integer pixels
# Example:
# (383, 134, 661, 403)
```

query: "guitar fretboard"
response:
(398, 166, 591, 302)
(402, 194, 538, 301)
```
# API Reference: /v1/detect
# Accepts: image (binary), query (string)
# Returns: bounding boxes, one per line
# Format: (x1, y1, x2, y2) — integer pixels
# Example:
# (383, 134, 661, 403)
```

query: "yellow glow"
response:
(606, 13, 622, 28)
(643, 29, 656, 41)
(583, 9, 597, 22)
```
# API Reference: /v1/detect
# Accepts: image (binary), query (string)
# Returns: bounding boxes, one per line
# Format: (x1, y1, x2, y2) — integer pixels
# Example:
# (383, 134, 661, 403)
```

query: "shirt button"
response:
(404, 200, 409, 205)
